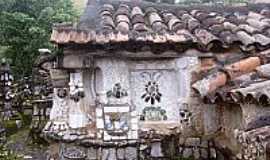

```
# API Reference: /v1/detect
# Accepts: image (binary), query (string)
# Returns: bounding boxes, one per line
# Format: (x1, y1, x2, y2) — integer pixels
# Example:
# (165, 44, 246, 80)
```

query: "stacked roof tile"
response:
(193, 50, 270, 105)
(51, 0, 270, 52)
(202, 79, 270, 105)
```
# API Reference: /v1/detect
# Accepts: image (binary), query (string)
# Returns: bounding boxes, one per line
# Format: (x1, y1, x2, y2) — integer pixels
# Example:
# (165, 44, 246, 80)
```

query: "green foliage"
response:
(0, 0, 78, 78)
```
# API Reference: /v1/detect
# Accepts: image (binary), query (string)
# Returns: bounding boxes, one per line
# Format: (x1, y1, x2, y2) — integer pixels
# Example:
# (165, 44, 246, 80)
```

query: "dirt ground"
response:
(6, 128, 48, 160)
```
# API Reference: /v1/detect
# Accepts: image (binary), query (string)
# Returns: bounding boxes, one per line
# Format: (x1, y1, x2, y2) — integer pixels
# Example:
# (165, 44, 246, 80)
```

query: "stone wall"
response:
(46, 54, 270, 160)
(213, 104, 244, 156)
(235, 127, 269, 160)
(58, 144, 137, 160)
(49, 136, 222, 160)
(178, 137, 222, 160)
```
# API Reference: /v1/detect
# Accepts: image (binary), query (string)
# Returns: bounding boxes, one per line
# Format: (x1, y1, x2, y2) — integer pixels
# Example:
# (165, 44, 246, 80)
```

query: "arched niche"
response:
(93, 67, 105, 101)
(82, 69, 95, 106)
(223, 104, 244, 132)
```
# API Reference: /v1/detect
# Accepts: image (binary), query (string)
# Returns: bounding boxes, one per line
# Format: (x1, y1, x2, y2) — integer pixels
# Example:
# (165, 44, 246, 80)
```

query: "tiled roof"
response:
(51, 0, 270, 52)
(192, 49, 270, 104)
(203, 79, 270, 105)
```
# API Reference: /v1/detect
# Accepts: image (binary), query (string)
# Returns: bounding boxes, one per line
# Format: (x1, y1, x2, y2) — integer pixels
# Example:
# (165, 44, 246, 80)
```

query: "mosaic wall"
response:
(46, 57, 198, 137)
(131, 70, 179, 121)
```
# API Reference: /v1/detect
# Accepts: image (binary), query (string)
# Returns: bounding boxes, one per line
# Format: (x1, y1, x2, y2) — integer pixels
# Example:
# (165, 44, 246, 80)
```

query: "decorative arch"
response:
(94, 67, 105, 96)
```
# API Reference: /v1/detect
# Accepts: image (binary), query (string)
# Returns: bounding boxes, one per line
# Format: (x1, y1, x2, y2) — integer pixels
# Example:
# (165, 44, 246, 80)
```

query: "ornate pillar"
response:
(68, 71, 88, 129)
(176, 57, 198, 127)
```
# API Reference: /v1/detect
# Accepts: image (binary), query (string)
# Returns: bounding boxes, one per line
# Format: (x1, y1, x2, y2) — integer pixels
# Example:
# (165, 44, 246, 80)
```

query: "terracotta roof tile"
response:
(51, 1, 270, 52)
(194, 55, 270, 105)
(193, 56, 263, 96)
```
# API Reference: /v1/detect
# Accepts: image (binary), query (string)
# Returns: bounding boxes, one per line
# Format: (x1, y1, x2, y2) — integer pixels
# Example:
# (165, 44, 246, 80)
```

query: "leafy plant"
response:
(0, 0, 78, 78)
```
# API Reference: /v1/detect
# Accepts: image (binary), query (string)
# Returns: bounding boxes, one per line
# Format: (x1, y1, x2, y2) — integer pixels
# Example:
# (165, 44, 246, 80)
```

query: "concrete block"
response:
(193, 148, 200, 159)
(150, 142, 164, 158)
(183, 148, 193, 158)
(87, 148, 97, 160)
(185, 138, 200, 147)
(96, 108, 103, 117)
(117, 148, 125, 160)
(96, 118, 104, 129)
(210, 148, 217, 158)
(201, 148, 208, 159)
(102, 148, 117, 160)
(125, 147, 137, 160)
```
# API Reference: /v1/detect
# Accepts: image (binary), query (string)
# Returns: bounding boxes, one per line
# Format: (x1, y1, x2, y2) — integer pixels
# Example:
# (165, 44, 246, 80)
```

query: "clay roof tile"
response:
(131, 6, 144, 18)
(51, 2, 270, 52)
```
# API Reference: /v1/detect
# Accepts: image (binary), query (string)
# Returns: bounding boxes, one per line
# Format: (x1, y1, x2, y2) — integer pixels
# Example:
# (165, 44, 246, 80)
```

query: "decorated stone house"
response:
(44, 0, 270, 159)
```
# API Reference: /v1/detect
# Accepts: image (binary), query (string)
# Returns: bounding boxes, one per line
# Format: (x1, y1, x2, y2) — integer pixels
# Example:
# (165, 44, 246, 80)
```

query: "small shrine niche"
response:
(46, 54, 198, 142)
(86, 57, 197, 141)
(92, 57, 198, 141)
(92, 60, 138, 141)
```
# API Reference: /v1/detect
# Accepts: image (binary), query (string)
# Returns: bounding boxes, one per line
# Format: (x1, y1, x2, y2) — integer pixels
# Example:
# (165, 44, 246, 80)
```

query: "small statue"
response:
(106, 83, 128, 99)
